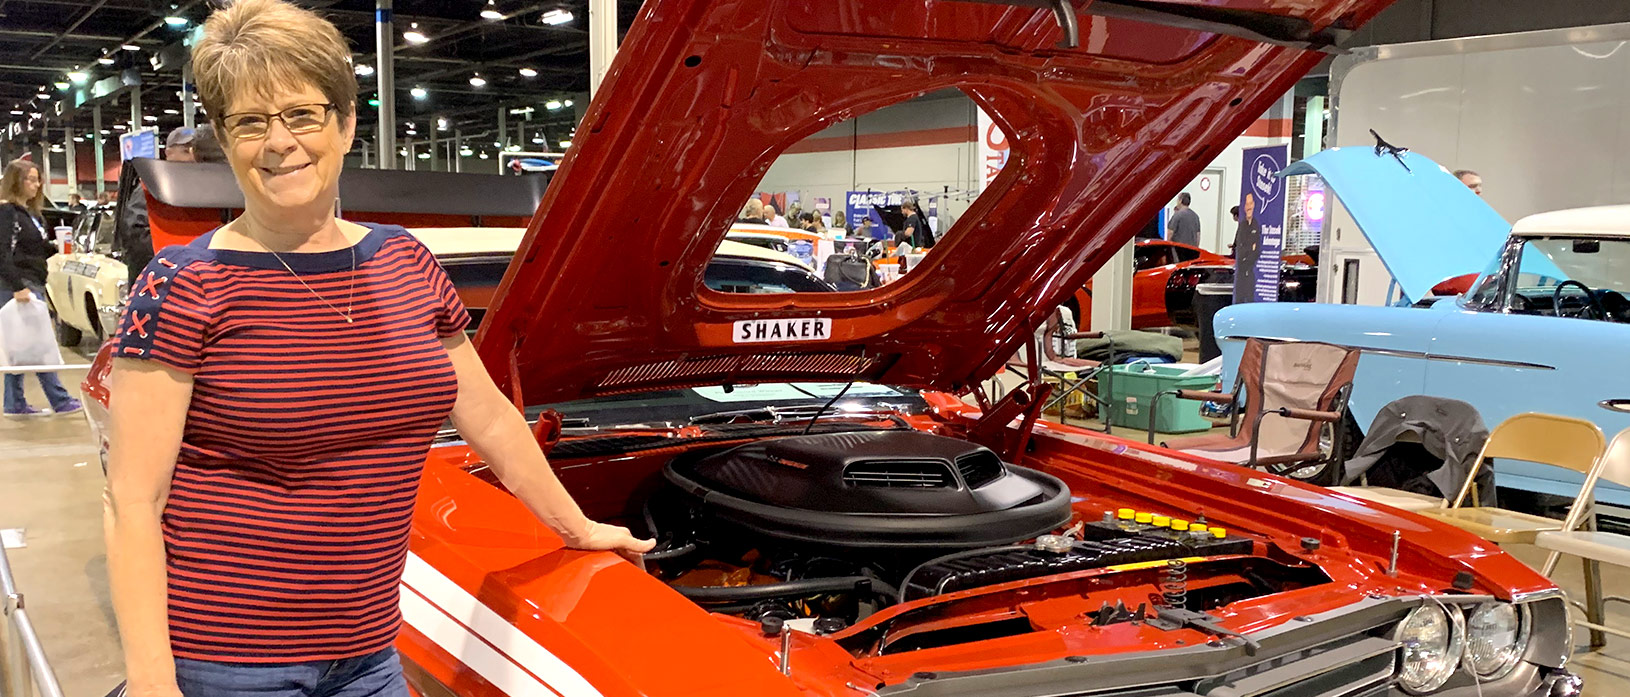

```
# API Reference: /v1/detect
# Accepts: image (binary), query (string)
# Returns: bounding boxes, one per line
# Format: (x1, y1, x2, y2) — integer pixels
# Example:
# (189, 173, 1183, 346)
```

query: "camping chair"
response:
(1155, 338, 1359, 485)
(1004, 306, 1114, 430)
(1534, 426, 1630, 647)
(1417, 413, 1604, 545)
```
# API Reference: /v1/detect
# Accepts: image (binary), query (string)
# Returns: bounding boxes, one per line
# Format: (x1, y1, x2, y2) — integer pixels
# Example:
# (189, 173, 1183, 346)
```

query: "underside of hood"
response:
(475, 0, 1398, 405)
(1279, 146, 1510, 303)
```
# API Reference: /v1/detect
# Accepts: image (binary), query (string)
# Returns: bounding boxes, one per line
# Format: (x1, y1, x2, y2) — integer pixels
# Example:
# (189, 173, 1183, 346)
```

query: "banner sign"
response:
(845, 190, 906, 241)
(1233, 144, 1288, 303)
(975, 106, 1009, 191)
(119, 129, 158, 161)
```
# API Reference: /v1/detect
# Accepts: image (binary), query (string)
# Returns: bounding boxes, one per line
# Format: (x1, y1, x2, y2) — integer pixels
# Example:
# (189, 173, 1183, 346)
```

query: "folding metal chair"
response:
(1533, 426, 1630, 647)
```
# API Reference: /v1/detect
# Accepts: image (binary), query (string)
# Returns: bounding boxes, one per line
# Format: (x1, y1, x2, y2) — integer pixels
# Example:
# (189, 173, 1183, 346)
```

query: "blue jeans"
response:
(174, 647, 409, 697)
(3, 372, 74, 412)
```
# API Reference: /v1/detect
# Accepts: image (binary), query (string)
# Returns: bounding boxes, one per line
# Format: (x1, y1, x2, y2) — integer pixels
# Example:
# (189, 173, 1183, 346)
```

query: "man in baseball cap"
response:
(165, 127, 197, 162)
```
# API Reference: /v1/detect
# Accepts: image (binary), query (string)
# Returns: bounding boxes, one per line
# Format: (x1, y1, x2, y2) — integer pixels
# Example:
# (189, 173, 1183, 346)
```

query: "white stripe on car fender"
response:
(400, 553, 605, 697)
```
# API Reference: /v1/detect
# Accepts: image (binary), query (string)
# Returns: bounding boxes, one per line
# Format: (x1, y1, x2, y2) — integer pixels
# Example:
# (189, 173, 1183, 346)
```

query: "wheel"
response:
(51, 296, 83, 347)
(85, 293, 105, 341)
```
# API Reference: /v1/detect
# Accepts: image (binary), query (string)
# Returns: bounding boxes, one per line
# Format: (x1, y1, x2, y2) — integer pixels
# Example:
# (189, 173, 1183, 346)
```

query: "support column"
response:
(92, 106, 105, 195)
(589, 0, 617, 97)
(39, 118, 52, 202)
(452, 130, 462, 173)
(130, 85, 142, 133)
(403, 137, 413, 171)
(374, 0, 397, 169)
(1089, 240, 1133, 332)
(182, 62, 196, 129)
(64, 124, 77, 199)
(428, 134, 438, 171)
(497, 106, 507, 151)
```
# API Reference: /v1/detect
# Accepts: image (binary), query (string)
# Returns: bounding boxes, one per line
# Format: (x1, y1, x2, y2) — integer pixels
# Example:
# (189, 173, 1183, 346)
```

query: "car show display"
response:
(7, 0, 1630, 694)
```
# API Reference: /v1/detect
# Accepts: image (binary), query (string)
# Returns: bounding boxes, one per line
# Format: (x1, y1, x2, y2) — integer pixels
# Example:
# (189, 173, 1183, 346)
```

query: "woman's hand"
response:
(566, 521, 657, 568)
(13, 288, 30, 302)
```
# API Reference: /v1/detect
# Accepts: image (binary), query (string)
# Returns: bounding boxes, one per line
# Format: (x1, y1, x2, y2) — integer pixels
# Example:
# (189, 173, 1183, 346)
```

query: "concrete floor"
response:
(2, 348, 1629, 694)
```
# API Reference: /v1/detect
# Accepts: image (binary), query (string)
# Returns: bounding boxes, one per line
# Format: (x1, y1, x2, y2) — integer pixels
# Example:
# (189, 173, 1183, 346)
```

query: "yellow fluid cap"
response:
(1135, 512, 1153, 524)
(1212, 528, 1227, 538)
(1152, 515, 1171, 527)
(1117, 508, 1135, 520)
(1191, 524, 1209, 534)
(1172, 520, 1190, 531)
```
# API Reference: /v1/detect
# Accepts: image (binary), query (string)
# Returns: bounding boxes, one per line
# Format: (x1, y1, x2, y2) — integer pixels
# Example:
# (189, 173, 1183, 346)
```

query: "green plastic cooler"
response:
(1102, 363, 1216, 433)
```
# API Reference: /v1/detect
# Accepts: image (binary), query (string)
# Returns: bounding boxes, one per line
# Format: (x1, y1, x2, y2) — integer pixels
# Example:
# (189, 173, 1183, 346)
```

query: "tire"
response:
(55, 319, 82, 347)
(85, 293, 104, 341)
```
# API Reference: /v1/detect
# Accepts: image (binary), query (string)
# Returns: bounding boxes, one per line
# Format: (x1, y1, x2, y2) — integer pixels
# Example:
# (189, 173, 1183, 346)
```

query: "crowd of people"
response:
(735, 195, 937, 256)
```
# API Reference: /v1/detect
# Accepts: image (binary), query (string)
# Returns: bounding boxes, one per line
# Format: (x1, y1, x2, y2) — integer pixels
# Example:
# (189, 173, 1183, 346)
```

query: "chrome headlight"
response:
(1464, 602, 1528, 680)
(1398, 604, 1464, 694)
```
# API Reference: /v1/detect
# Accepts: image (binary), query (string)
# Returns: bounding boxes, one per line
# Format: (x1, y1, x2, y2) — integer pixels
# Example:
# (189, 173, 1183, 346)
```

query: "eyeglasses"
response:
(220, 103, 337, 140)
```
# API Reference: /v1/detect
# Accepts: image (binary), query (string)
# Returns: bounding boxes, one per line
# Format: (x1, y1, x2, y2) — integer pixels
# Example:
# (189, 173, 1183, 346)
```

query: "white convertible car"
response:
(45, 204, 124, 346)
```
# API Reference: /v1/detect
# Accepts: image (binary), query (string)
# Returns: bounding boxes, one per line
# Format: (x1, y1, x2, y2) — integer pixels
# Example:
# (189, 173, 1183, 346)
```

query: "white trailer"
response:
(1318, 22, 1630, 306)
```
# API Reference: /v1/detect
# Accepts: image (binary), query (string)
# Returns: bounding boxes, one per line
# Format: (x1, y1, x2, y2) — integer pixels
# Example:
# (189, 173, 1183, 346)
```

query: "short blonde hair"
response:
(192, 0, 356, 124)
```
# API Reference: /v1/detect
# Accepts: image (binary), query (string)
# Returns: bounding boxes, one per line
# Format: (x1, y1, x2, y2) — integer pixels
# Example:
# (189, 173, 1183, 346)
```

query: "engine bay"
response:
(640, 430, 1329, 643)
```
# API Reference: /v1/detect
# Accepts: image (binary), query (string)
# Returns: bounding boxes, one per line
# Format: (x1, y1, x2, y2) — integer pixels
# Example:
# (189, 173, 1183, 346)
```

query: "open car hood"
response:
(1279, 146, 1510, 303)
(476, 0, 1396, 404)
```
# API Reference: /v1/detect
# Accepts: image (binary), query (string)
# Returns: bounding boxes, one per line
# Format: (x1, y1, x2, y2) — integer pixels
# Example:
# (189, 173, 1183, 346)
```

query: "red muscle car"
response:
(85, 0, 1581, 695)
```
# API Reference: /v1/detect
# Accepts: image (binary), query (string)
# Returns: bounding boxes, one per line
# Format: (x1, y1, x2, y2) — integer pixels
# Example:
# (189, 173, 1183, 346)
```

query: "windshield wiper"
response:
(688, 404, 908, 426)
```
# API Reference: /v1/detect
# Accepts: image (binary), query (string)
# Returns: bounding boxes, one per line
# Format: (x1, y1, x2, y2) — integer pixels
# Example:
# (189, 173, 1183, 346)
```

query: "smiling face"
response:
(220, 82, 355, 222)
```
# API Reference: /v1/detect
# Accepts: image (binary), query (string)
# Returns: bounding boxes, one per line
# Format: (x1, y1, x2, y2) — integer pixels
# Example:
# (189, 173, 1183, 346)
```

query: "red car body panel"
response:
(82, 0, 1578, 694)
(1071, 240, 1229, 329)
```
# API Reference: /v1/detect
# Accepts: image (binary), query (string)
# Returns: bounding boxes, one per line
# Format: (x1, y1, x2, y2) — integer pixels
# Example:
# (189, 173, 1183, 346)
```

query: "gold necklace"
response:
(252, 232, 357, 323)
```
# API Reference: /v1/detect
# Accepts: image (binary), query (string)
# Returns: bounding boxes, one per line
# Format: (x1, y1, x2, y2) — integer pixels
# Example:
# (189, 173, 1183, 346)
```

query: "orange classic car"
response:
(84, 0, 1581, 695)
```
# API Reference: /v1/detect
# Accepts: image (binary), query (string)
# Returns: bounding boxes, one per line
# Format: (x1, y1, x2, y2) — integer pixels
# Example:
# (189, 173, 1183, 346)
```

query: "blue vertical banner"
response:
(1233, 144, 1288, 303)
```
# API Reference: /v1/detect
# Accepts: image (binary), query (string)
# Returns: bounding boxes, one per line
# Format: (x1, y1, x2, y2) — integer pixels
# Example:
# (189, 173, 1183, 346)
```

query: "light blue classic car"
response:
(1216, 146, 1630, 506)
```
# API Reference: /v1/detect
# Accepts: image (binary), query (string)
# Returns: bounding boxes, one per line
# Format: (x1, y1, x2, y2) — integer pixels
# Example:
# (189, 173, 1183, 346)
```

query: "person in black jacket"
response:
(0, 159, 82, 416)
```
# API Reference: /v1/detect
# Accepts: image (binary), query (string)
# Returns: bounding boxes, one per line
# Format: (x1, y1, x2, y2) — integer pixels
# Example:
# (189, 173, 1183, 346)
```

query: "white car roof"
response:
(715, 239, 810, 268)
(406, 227, 525, 257)
(1512, 205, 1630, 238)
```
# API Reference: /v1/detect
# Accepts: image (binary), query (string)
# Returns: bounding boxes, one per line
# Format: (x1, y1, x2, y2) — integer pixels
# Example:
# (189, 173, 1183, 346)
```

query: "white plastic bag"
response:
(0, 291, 65, 368)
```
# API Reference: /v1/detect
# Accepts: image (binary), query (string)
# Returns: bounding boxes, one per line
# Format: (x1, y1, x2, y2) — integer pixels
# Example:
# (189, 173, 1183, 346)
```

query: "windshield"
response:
(525, 382, 926, 428)
(1515, 237, 1630, 294)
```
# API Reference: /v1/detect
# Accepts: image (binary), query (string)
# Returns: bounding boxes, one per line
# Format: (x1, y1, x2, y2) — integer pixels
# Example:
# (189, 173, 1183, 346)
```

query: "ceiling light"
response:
(354, 63, 375, 77)
(531, 136, 543, 144)
(122, 44, 141, 51)
(164, 15, 189, 27)
(417, 151, 431, 160)
(480, 0, 504, 20)
(99, 129, 110, 134)
(403, 23, 429, 44)
(68, 71, 88, 84)
(54, 81, 70, 90)
(540, 8, 573, 24)
(564, 99, 574, 107)
(478, 151, 490, 159)
(410, 86, 428, 100)
(97, 56, 116, 65)
(559, 140, 572, 148)
(508, 106, 533, 115)
(73, 136, 84, 142)
(545, 100, 562, 110)
(517, 66, 538, 78)
(7, 110, 21, 116)
(163, 108, 178, 115)
(459, 146, 473, 156)
(469, 73, 487, 87)
(405, 128, 417, 135)
(399, 148, 408, 156)
(144, 115, 157, 121)
(114, 123, 126, 130)
(505, 144, 521, 152)
(50, 144, 63, 152)
(36, 92, 49, 100)
(436, 117, 449, 131)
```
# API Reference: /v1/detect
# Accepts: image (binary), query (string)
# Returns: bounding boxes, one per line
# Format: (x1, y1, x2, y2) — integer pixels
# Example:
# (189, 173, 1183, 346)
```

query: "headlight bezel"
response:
(1463, 602, 1530, 681)
(1396, 603, 1466, 695)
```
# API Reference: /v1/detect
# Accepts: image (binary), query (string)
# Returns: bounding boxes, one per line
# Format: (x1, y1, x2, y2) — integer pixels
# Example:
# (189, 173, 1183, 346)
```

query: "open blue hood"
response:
(1280, 147, 1510, 303)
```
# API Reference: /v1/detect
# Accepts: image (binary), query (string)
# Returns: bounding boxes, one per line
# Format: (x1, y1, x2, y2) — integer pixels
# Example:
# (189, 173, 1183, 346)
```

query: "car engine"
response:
(644, 430, 1258, 627)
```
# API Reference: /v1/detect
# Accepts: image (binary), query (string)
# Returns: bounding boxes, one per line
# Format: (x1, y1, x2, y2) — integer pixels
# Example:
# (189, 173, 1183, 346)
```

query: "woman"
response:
(0, 159, 83, 416)
(102, 2, 652, 695)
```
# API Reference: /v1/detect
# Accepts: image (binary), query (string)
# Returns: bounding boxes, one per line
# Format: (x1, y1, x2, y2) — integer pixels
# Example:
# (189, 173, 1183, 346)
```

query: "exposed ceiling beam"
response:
(29, 0, 110, 59)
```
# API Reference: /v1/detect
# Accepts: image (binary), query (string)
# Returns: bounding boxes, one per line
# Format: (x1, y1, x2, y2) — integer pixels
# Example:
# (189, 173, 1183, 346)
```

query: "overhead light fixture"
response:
(564, 99, 574, 107)
(73, 136, 84, 142)
(478, 151, 490, 159)
(99, 129, 110, 134)
(7, 110, 21, 116)
(406, 128, 417, 135)
(144, 115, 158, 121)
(367, 96, 380, 107)
(54, 81, 70, 90)
(436, 117, 449, 131)
(508, 106, 533, 115)
(114, 123, 126, 129)
(50, 144, 63, 152)
(122, 43, 141, 51)
(97, 55, 116, 65)
(36, 92, 49, 100)
(354, 63, 375, 77)
(68, 70, 88, 84)
(517, 67, 538, 78)
(163, 108, 179, 115)
(410, 85, 428, 100)
(558, 139, 572, 148)
(417, 151, 431, 160)
(504, 144, 521, 152)
(403, 23, 429, 44)
(480, 0, 503, 20)
(545, 100, 562, 110)
(459, 146, 473, 156)
(469, 73, 487, 87)
(399, 148, 408, 156)
(531, 136, 543, 144)
(164, 15, 189, 27)
(540, 8, 573, 25)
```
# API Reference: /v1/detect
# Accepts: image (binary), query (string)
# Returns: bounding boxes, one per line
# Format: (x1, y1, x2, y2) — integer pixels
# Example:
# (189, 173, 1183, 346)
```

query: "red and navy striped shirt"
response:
(113, 224, 469, 662)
